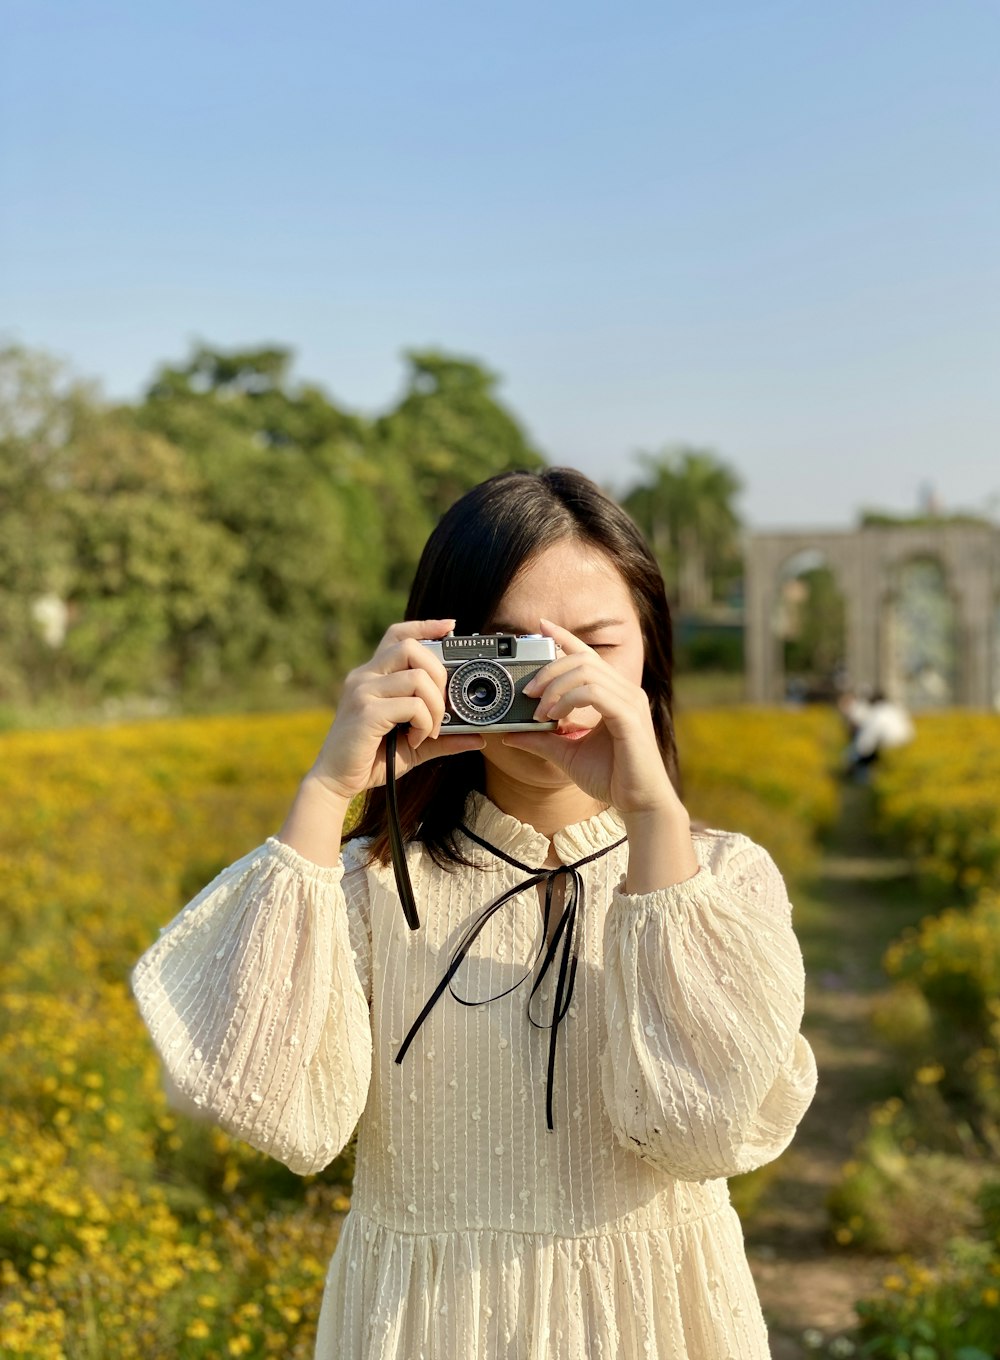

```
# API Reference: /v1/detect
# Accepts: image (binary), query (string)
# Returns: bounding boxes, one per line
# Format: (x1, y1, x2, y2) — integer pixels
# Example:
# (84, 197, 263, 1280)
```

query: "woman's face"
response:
(480, 536, 646, 788)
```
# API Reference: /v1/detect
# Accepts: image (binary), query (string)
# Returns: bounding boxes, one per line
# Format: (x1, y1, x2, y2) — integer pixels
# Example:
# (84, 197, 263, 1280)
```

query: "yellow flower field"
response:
(874, 713, 1000, 896)
(0, 707, 839, 1357)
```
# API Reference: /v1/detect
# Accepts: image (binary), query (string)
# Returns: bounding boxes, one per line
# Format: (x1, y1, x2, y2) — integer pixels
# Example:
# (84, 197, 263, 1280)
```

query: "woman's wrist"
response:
(277, 773, 354, 868)
(621, 804, 699, 895)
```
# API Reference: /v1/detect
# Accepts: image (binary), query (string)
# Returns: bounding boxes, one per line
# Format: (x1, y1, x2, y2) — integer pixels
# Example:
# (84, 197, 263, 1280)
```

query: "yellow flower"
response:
(915, 1063, 944, 1085)
(186, 1318, 211, 1339)
(982, 1287, 1000, 1307)
(882, 1275, 905, 1291)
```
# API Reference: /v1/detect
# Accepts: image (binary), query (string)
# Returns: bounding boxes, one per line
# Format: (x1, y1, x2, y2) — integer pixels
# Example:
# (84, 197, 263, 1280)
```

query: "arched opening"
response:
(883, 556, 958, 708)
(775, 549, 847, 703)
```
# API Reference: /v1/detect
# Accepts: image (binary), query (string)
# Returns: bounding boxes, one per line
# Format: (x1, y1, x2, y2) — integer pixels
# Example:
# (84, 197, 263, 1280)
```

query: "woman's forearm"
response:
(277, 773, 353, 868)
(621, 806, 699, 895)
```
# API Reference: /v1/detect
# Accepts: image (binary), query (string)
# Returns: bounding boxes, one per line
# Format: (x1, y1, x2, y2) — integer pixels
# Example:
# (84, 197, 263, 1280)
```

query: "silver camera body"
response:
(420, 633, 558, 734)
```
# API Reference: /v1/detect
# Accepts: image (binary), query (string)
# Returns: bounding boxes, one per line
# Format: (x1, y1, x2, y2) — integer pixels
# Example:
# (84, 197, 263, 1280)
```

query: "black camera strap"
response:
(383, 718, 629, 1129)
(384, 725, 421, 930)
(395, 825, 627, 1130)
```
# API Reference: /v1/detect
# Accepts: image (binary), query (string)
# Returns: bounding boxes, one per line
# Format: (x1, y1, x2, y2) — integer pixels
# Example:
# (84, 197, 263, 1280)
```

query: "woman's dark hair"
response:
(348, 467, 679, 866)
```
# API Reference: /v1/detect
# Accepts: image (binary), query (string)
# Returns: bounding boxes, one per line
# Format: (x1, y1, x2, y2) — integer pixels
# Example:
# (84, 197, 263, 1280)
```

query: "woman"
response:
(133, 467, 818, 1358)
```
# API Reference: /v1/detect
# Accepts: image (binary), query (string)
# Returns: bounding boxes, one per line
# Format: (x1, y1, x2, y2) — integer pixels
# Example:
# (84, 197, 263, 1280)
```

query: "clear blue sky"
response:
(3, 0, 998, 527)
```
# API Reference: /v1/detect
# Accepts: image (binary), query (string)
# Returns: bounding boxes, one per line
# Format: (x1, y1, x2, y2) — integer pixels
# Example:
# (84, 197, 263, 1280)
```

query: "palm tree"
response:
(623, 446, 743, 613)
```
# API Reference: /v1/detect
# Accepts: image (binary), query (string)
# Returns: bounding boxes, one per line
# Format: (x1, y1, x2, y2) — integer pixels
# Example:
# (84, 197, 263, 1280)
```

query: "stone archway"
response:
(744, 523, 1000, 709)
(882, 555, 959, 707)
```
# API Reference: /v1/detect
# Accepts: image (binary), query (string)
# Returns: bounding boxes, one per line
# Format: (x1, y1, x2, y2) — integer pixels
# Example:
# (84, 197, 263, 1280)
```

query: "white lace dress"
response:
(132, 793, 817, 1359)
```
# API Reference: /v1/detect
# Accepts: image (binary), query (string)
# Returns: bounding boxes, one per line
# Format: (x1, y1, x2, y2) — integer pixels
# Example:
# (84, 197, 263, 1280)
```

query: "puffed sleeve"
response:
(600, 831, 818, 1182)
(131, 836, 373, 1176)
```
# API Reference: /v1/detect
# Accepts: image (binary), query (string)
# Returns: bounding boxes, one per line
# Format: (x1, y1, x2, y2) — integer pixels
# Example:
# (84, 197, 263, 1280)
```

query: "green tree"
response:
(139, 344, 390, 685)
(59, 409, 245, 699)
(373, 350, 545, 592)
(622, 446, 743, 612)
(0, 344, 242, 704)
(0, 344, 83, 702)
(782, 565, 846, 685)
(1, 340, 551, 713)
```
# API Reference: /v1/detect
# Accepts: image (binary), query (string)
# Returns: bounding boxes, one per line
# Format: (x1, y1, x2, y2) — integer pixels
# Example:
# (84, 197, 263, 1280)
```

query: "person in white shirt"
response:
(133, 466, 817, 1360)
(840, 688, 914, 779)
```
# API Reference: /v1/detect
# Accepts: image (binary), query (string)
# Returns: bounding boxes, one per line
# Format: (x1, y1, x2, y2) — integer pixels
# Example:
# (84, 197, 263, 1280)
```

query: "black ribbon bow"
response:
(394, 824, 627, 1130)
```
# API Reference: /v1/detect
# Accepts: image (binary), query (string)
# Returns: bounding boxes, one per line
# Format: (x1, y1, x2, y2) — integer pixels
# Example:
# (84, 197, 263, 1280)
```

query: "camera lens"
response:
(448, 660, 515, 725)
(467, 678, 499, 709)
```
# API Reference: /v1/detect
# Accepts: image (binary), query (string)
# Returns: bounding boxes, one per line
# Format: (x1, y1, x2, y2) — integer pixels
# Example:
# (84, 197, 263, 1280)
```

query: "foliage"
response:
(853, 1234, 1000, 1360)
(0, 711, 348, 1357)
(621, 446, 743, 614)
(873, 716, 1000, 899)
(841, 715, 1000, 1357)
(0, 708, 836, 1354)
(859, 509, 994, 530)
(783, 565, 846, 687)
(371, 350, 545, 590)
(2, 341, 759, 722)
(674, 619, 743, 674)
(828, 1097, 989, 1255)
(680, 705, 840, 882)
(885, 892, 1000, 1041)
(0, 341, 545, 715)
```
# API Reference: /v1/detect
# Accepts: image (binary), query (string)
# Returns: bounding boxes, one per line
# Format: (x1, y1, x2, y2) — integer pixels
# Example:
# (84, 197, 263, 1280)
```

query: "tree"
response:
(0, 344, 84, 701)
(372, 351, 545, 592)
(59, 409, 245, 699)
(138, 344, 391, 682)
(622, 446, 743, 613)
(0, 344, 243, 703)
(1, 340, 551, 712)
(782, 565, 846, 686)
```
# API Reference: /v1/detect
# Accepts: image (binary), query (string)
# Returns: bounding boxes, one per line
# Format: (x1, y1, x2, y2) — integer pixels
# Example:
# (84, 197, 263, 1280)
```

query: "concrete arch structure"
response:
(744, 523, 1000, 708)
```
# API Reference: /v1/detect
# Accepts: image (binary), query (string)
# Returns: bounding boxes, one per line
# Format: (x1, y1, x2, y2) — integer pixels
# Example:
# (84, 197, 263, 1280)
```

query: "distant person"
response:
(840, 688, 914, 780)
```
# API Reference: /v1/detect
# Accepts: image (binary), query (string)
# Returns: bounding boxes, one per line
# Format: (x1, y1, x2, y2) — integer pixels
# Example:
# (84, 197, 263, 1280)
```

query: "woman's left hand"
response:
(500, 618, 681, 817)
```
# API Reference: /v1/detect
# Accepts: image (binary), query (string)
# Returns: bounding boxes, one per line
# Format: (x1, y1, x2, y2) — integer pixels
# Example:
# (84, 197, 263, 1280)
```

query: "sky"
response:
(2, 0, 999, 529)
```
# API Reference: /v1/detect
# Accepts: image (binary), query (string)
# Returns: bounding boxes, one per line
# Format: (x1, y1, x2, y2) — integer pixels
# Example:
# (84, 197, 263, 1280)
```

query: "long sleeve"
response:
(132, 836, 373, 1176)
(601, 831, 818, 1182)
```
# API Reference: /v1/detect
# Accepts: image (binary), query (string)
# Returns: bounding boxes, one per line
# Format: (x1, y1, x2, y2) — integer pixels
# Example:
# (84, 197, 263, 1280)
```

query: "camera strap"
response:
(383, 719, 629, 1128)
(394, 826, 627, 1130)
(384, 725, 421, 930)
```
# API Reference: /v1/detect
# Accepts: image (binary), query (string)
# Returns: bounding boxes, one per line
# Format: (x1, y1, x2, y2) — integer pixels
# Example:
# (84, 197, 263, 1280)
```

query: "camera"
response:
(419, 633, 558, 734)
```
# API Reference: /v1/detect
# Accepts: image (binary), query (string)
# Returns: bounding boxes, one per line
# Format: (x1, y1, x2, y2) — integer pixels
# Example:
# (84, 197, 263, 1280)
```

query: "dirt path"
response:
(743, 787, 925, 1357)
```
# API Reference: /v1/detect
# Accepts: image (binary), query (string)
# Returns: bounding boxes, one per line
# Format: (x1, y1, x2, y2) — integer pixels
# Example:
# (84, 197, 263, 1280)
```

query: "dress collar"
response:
(462, 790, 627, 869)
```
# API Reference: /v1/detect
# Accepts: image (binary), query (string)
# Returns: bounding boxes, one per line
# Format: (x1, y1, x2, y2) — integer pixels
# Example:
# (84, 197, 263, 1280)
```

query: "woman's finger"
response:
(371, 634, 449, 693)
(380, 618, 456, 648)
(411, 732, 487, 765)
(499, 729, 581, 770)
(365, 668, 446, 735)
(531, 664, 635, 721)
(538, 616, 593, 654)
(522, 620, 602, 696)
(369, 695, 437, 751)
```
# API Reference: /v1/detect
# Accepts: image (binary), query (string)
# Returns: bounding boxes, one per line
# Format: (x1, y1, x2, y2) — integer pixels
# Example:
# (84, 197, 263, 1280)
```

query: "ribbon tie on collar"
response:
(394, 824, 626, 1130)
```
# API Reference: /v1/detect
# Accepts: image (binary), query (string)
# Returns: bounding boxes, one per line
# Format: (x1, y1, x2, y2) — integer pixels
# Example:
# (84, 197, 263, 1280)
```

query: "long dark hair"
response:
(348, 467, 679, 866)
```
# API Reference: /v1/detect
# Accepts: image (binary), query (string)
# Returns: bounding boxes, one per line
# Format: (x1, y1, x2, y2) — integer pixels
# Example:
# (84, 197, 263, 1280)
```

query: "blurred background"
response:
(3, 3, 1000, 1358)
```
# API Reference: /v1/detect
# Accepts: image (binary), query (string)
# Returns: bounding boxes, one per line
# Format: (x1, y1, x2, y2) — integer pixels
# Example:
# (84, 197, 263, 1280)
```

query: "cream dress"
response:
(132, 792, 818, 1359)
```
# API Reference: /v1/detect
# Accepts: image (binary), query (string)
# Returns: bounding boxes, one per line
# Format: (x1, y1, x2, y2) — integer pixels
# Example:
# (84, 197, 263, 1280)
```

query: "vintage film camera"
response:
(419, 632, 558, 734)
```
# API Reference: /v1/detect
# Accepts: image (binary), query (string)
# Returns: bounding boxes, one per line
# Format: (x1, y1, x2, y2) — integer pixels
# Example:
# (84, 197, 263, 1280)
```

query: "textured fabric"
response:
(132, 792, 818, 1359)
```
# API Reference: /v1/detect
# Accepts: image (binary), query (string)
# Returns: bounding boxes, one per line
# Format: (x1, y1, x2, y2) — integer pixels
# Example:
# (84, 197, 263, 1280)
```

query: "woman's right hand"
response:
(309, 619, 486, 802)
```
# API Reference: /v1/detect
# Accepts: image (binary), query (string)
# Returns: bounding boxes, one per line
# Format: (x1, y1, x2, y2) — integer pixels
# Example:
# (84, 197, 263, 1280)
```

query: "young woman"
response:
(133, 467, 818, 1359)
